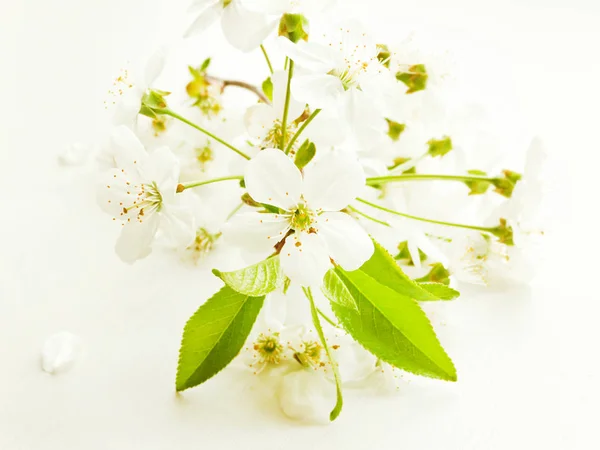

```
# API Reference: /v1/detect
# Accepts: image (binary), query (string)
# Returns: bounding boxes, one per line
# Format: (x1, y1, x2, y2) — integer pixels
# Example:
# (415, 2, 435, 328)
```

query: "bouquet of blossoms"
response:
(89, 0, 546, 424)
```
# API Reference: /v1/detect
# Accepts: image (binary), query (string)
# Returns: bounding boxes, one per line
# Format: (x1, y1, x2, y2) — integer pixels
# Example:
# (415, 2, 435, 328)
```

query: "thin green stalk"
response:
(280, 60, 295, 150)
(356, 197, 497, 233)
(366, 174, 498, 186)
(160, 109, 250, 160)
(226, 202, 244, 220)
(347, 205, 391, 227)
(285, 108, 321, 155)
(317, 307, 340, 329)
(303, 287, 343, 422)
(260, 44, 274, 74)
(177, 175, 243, 192)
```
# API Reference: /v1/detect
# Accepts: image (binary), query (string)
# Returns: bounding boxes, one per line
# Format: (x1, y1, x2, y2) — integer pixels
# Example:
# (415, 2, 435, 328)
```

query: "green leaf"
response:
(321, 269, 359, 310)
(262, 77, 273, 102)
(361, 240, 451, 302)
(294, 139, 316, 169)
(418, 282, 460, 301)
(212, 255, 284, 296)
(330, 267, 457, 381)
(176, 286, 264, 391)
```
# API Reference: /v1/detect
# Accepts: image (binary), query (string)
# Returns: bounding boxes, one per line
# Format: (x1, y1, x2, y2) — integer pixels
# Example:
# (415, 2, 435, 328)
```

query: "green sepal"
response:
(385, 118, 406, 141)
(141, 89, 170, 110)
(464, 169, 492, 195)
(387, 156, 416, 174)
(294, 139, 316, 169)
(396, 64, 428, 93)
(492, 170, 522, 198)
(394, 240, 427, 266)
(427, 136, 453, 158)
(490, 218, 515, 246)
(262, 77, 273, 102)
(414, 262, 452, 285)
(376, 44, 391, 68)
(212, 255, 285, 296)
(200, 57, 211, 72)
(278, 13, 309, 43)
(176, 286, 265, 391)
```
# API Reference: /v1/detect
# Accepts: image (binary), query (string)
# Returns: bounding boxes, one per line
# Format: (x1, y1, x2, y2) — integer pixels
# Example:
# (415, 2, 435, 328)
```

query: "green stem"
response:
(347, 205, 391, 227)
(160, 109, 250, 160)
(285, 109, 321, 155)
(317, 307, 340, 329)
(356, 197, 497, 234)
(303, 287, 343, 422)
(367, 174, 498, 186)
(226, 202, 244, 220)
(177, 175, 243, 192)
(280, 60, 294, 150)
(260, 44, 274, 75)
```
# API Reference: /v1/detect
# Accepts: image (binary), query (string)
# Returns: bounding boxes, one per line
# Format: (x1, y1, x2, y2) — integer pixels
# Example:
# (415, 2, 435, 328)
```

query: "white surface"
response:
(0, 1, 597, 448)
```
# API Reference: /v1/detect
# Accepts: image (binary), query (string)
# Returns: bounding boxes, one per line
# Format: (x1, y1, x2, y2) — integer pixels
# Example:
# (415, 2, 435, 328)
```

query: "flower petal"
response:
(144, 48, 167, 87)
(139, 146, 180, 196)
(244, 103, 277, 141)
(278, 369, 335, 424)
(240, 0, 288, 15)
(245, 148, 302, 209)
(109, 125, 148, 172)
(318, 212, 373, 271)
(184, 1, 221, 38)
(279, 232, 331, 287)
(303, 152, 365, 211)
(224, 211, 290, 253)
(115, 213, 160, 263)
(160, 204, 196, 249)
(277, 37, 340, 73)
(291, 74, 344, 110)
(221, 2, 274, 52)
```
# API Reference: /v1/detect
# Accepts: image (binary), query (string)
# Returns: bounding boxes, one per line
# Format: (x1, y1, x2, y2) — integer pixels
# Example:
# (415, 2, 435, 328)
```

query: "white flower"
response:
(245, 70, 305, 146)
(97, 126, 196, 263)
(41, 332, 82, 374)
(109, 50, 166, 127)
(225, 149, 373, 286)
(277, 22, 393, 150)
(278, 368, 335, 424)
(185, 0, 274, 52)
(240, 0, 336, 15)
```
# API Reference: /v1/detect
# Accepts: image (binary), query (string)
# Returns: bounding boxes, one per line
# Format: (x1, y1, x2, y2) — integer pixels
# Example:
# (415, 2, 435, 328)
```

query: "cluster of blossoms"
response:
(88, 0, 545, 423)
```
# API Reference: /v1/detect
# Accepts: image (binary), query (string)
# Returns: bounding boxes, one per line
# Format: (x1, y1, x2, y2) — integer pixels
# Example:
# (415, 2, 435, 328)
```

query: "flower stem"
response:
(303, 287, 343, 422)
(356, 197, 497, 234)
(226, 202, 244, 220)
(205, 75, 270, 104)
(160, 109, 251, 160)
(280, 60, 295, 150)
(347, 205, 391, 227)
(366, 174, 498, 186)
(260, 44, 274, 75)
(317, 307, 340, 329)
(177, 175, 243, 192)
(285, 109, 321, 155)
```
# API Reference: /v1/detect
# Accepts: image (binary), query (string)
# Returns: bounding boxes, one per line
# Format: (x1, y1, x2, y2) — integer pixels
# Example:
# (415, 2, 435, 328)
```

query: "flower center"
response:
(290, 203, 315, 232)
(293, 340, 323, 368)
(195, 145, 214, 172)
(253, 332, 284, 366)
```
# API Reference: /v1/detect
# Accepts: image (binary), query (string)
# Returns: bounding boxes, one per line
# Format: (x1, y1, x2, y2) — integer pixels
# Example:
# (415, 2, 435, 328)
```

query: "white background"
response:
(0, 1, 597, 449)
